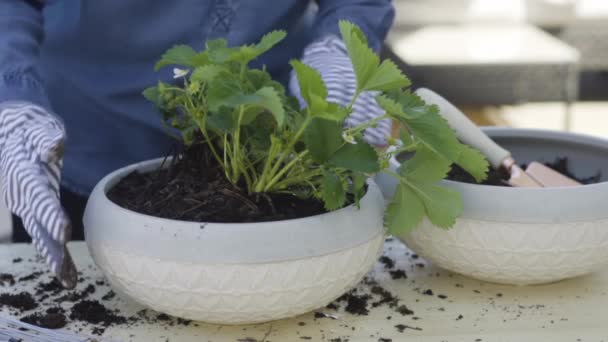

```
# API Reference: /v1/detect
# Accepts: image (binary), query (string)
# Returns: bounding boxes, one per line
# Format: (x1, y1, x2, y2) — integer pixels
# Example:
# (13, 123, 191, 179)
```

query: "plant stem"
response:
(231, 106, 246, 183)
(346, 113, 390, 135)
(264, 113, 311, 185)
(255, 137, 281, 192)
(347, 90, 362, 110)
(271, 168, 323, 190)
(263, 151, 309, 192)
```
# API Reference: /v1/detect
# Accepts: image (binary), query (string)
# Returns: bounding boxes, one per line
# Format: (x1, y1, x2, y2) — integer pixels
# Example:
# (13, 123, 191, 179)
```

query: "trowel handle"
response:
(414, 88, 511, 169)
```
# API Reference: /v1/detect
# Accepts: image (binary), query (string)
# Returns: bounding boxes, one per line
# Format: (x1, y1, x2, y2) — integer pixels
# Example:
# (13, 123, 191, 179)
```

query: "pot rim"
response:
(382, 127, 608, 222)
(97, 157, 377, 227)
(390, 127, 608, 192)
(84, 157, 386, 263)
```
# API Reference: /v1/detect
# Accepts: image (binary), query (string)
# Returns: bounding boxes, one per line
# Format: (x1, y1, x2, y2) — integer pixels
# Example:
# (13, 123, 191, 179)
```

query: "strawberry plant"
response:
(143, 21, 489, 235)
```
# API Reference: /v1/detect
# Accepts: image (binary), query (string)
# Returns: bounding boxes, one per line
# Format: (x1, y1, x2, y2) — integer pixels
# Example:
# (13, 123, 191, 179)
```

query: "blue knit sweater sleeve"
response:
(313, 0, 395, 52)
(0, 0, 50, 108)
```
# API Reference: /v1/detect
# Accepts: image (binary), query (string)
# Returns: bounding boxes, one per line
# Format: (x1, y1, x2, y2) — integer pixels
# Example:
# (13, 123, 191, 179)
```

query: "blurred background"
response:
(1, 0, 607, 242)
(384, 0, 608, 136)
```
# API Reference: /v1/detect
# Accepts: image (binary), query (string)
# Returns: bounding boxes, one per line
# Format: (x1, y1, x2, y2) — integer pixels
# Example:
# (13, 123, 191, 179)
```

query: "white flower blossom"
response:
(173, 68, 189, 79)
(342, 131, 357, 144)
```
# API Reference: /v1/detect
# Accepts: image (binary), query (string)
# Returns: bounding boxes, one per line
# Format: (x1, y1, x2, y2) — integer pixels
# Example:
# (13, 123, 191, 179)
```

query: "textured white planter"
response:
(84, 158, 385, 324)
(376, 128, 608, 285)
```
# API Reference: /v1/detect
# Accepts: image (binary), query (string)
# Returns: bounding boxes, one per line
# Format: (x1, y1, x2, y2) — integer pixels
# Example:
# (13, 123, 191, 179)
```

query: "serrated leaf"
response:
(231, 30, 286, 65)
(404, 105, 488, 182)
(256, 30, 287, 55)
(308, 93, 329, 115)
(385, 183, 425, 235)
(154, 45, 197, 71)
(142, 86, 161, 107)
(376, 94, 407, 118)
(303, 118, 343, 163)
(290, 60, 328, 111)
(190, 65, 227, 83)
(251, 87, 285, 127)
(454, 145, 489, 183)
(339, 20, 369, 53)
(206, 38, 228, 50)
(339, 20, 378, 92)
(352, 172, 367, 205)
(413, 182, 463, 228)
(399, 146, 451, 183)
(312, 102, 351, 122)
(399, 127, 415, 148)
(209, 86, 285, 127)
(206, 107, 238, 133)
(207, 76, 243, 112)
(386, 90, 431, 119)
(329, 140, 379, 173)
(362, 59, 410, 91)
(406, 108, 462, 163)
(244, 116, 273, 150)
(321, 170, 346, 211)
(191, 52, 211, 67)
(339, 20, 408, 93)
(240, 106, 266, 126)
(246, 69, 272, 90)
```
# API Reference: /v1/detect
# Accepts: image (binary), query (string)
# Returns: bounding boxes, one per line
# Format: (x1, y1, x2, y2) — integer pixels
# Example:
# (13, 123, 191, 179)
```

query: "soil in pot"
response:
(108, 144, 355, 222)
(446, 157, 602, 186)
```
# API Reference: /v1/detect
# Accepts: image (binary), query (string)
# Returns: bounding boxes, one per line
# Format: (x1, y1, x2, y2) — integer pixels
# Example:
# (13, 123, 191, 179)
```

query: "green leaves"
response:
(142, 86, 161, 107)
(303, 118, 343, 162)
(230, 30, 286, 65)
(154, 45, 197, 71)
(143, 22, 489, 239)
(386, 147, 463, 235)
(329, 141, 380, 173)
(190, 65, 227, 83)
(251, 87, 285, 127)
(385, 184, 425, 236)
(399, 147, 451, 183)
(290, 60, 327, 111)
(338, 20, 410, 93)
(455, 145, 489, 183)
(155, 31, 286, 73)
(321, 170, 346, 210)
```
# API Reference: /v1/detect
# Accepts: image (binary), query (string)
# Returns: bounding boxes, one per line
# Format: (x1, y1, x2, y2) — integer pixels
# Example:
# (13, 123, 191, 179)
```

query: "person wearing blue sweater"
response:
(0, 0, 395, 287)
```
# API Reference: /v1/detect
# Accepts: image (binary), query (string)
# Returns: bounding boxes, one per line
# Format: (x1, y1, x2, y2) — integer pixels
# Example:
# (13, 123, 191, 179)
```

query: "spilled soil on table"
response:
(0, 258, 194, 334)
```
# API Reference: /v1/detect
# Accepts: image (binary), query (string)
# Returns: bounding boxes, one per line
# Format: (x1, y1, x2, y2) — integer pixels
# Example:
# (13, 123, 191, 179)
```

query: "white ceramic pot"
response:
(376, 128, 608, 285)
(84, 158, 385, 324)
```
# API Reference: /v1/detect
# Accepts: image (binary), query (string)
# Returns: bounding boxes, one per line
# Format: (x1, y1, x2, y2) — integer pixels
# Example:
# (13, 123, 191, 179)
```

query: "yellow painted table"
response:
(1, 240, 607, 342)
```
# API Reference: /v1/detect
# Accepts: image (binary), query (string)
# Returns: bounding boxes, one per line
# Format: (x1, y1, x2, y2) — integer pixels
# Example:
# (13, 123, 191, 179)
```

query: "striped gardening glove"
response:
(289, 35, 391, 147)
(0, 101, 77, 288)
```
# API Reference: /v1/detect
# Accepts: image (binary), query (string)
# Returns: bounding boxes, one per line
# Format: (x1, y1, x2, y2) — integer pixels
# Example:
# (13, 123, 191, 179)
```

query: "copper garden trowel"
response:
(415, 88, 581, 188)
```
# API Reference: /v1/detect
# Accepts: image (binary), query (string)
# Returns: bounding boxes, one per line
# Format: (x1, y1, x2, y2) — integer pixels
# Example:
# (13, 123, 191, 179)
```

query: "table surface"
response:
(388, 24, 580, 66)
(1, 240, 608, 342)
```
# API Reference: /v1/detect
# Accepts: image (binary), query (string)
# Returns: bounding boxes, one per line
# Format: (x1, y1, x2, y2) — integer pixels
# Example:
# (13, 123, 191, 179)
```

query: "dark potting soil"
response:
(107, 144, 333, 223)
(35, 279, 63, 295)
(69, 300, 127, 326)
(378, 256, 395, 270)
(0, 292, 37, 311)
(21, 307, 67, 329)
(447, 157, 602, 186)
(57, 284, 96, 302)
(0, 273, 15, 286)
(389, 270, 407, 280)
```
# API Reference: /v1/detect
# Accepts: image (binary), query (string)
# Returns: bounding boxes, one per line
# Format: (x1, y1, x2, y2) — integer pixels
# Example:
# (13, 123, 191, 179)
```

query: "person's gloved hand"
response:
(289, 35, 391, 147)
(0, 101, 77, 288)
